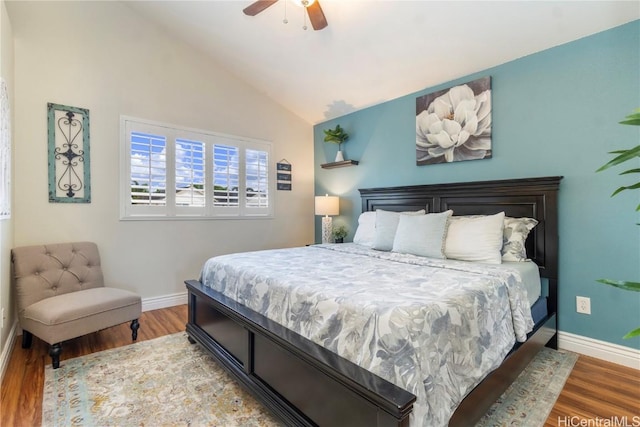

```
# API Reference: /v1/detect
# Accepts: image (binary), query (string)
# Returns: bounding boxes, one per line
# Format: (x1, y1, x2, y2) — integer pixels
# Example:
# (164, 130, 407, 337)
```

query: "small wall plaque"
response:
(48, 103, 91, 203)
(277, 159, 292, 191)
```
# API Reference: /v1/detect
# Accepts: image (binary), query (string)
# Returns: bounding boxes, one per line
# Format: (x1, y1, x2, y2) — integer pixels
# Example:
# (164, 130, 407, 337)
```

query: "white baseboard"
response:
(141, 291, 188, 312)
(0, 319, 18, 384)
(558, 331, 640, 370)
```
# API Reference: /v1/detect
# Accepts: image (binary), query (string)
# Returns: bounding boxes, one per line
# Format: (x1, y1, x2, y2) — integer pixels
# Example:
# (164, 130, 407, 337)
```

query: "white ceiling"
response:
(123, 1, 640, 124)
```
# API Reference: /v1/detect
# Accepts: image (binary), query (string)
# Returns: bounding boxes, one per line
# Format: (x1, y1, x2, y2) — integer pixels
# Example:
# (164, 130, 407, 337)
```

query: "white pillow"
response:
(372, 209, 426, 251)
(445, 212, 505, 264)
(353, 211, 376, 247)
(392, 210, 453, 258)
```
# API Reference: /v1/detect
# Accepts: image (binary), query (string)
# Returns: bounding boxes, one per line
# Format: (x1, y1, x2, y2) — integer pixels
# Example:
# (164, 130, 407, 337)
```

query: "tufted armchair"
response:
(11, 241, 141, 369)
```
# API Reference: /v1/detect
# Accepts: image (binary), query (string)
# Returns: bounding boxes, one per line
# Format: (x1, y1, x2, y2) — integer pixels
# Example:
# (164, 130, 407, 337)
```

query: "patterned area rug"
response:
(476, 346, 578, 426)
(42, 332, 578, 427)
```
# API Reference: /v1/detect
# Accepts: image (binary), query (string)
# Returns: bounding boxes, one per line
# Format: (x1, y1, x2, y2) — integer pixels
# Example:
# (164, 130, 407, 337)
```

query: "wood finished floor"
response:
(1, 305, 638, 426)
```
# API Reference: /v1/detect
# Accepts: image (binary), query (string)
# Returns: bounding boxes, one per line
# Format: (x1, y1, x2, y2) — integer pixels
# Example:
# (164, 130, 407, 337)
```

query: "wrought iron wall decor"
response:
(48, 103, 91, 203)
(276, 159, 292, 191)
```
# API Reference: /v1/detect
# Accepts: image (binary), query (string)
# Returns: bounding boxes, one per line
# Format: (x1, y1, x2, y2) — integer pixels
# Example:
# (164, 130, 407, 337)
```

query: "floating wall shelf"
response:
(320, 160, 359, 169)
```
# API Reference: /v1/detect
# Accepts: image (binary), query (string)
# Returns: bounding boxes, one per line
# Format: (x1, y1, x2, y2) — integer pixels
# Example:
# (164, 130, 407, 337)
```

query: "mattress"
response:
(199, 243, 535, 427)
(501, 261, 541, 306)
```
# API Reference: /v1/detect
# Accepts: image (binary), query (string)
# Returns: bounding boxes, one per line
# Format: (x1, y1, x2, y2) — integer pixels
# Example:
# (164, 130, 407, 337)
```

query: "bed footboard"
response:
(185, 279, 416, 427)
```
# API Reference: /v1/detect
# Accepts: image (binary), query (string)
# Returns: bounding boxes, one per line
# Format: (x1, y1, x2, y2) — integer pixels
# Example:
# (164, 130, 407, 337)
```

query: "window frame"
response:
(120, 116, 274, 220)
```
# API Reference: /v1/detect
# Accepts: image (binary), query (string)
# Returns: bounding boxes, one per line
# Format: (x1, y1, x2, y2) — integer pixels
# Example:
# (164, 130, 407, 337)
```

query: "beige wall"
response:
(7, 0, 314, 307)
(0, 0, 14, 376)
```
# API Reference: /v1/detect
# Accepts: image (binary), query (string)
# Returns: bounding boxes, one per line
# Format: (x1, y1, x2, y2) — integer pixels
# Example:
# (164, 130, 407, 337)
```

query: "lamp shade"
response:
(315, 195, 339, 216)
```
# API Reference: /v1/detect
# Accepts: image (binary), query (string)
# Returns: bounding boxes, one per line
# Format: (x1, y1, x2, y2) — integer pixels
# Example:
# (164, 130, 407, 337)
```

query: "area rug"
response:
(42, 332, 578, 427)
(476, 346, 578, 426)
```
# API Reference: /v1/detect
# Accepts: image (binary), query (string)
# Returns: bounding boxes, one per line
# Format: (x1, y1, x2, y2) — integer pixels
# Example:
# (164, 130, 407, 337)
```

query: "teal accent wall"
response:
(314, 21, 640, 349)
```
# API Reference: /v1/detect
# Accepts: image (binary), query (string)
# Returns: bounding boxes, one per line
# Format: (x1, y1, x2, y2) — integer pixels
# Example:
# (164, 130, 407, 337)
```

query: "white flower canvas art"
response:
(416, 76, 492, 165)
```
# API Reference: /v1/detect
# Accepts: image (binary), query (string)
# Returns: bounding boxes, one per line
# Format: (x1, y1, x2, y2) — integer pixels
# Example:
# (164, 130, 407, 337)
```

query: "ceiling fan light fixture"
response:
(244, 0, 327, 31)
(291, 0, 316, 8)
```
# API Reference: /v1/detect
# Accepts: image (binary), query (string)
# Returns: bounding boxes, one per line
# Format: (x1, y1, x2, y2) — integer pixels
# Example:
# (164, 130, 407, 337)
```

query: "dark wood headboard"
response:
(359, 176, 563, 282)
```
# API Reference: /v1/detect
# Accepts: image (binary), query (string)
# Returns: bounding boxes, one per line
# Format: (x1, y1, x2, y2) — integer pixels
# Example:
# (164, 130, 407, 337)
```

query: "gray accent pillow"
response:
(372, 209, 426, 251)
(502, 217, 538, 261)
(392, 210, 453, 258)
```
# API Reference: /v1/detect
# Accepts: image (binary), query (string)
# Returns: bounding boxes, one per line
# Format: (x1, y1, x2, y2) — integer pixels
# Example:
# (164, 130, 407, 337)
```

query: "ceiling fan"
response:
(243, 0, 328, 31)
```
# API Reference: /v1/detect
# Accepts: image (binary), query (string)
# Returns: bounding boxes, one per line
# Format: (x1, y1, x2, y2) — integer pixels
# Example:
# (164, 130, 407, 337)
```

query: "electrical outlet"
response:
(576, 296, 591, 315)
(0, 307, 4, 329)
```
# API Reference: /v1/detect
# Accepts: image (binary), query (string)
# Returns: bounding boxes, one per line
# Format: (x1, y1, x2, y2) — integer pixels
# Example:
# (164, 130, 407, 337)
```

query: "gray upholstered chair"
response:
(11, 241, 141, 369)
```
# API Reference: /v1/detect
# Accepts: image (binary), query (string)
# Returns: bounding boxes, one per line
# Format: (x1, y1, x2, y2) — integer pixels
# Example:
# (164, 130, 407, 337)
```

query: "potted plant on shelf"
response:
(596, 108, 640, 339)
(332, 225, 348, 243)
(323, 124, 349, 162)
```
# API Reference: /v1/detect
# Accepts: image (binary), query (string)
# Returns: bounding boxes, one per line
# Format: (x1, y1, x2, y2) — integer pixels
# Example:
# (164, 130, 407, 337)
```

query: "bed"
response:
(185, 176, 562, 426)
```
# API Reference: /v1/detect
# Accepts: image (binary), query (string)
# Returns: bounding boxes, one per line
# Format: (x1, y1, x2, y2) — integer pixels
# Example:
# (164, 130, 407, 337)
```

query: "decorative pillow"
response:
(444, 212, 505, 264)
(353, 211, 376, 247)
(372, 209, 426, 251)
(392, 210, 453, 258)
(502, 217, 538, 261)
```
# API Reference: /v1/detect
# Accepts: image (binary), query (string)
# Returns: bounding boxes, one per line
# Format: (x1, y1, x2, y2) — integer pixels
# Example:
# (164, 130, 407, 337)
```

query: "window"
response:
(121, 116, 272, 219)
(130, 131, 167, 207)
(213, 144, 239, 208)
(176, 139, 205, 207)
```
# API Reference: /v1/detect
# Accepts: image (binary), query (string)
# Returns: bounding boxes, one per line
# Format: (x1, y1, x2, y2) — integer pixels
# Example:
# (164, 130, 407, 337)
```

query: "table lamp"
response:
(315, 194, 339, 243)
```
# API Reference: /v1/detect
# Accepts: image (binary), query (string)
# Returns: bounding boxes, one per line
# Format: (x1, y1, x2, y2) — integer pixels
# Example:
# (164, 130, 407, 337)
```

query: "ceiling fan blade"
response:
(306, 1, 328, 31)
(243, 0, 279, 16)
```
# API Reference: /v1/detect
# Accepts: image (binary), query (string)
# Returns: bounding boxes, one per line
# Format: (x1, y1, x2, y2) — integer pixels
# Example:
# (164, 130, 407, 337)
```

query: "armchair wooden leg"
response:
(21, 331, 33, 349)
(130, 319, 140, 341)
(49, 343, 62, 369)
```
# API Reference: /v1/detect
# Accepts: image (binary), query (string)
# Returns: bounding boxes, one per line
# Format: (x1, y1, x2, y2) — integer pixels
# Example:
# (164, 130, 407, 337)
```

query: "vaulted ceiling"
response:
(123, 1, 639, 124)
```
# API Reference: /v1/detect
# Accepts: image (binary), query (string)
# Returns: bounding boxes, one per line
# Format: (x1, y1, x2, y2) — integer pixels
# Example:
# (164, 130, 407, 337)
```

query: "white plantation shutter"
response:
(121, 116, 273, 219)
(175, 138, 205, 210)
(212, 143, 239, 208)
(245, 148, 269, 214)
(130, 131, 167, 207)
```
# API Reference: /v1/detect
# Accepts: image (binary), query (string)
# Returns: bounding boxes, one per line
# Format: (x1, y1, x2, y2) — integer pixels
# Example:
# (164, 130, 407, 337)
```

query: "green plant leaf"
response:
(596, 145, 640, 172)
(611, 181, 640, 197)
(623, 327, 640, 339)
(620, 168, 640, 175)
(597, 279, 640, 292)
(323, 125, 349, 144)
(619, 118, 640, 126)
(619, 109, 640, 126)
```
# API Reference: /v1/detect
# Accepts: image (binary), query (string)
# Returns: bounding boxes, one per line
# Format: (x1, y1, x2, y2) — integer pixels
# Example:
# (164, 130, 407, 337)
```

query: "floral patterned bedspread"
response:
(200, 243, 534, 427)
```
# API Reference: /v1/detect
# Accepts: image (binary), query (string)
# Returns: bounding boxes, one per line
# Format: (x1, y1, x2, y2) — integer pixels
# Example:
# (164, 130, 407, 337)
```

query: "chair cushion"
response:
(21, 287, 141, 344)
